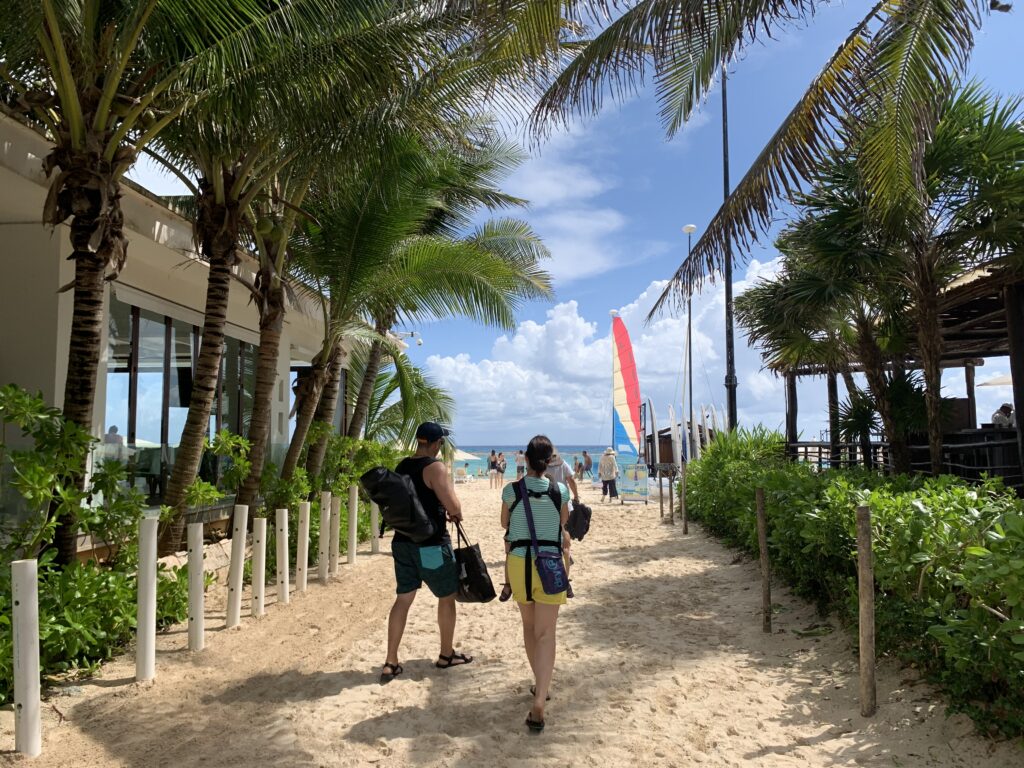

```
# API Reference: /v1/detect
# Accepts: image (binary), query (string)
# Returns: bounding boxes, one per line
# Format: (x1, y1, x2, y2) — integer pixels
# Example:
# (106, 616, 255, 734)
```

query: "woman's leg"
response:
(529, 603, 560, 721)
(517, 601, 537, 677)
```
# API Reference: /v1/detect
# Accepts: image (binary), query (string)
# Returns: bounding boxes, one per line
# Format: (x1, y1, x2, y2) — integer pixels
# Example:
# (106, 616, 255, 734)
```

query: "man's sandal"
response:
(499, 582, 513, 602)
(435, 651, 473, 669)
(379, 662, 403, 684)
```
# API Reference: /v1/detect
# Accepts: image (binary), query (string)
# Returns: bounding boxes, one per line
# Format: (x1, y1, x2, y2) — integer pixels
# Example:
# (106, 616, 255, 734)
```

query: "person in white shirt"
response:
(992, 403, 1016, 428)
(544, 449, 579, 505)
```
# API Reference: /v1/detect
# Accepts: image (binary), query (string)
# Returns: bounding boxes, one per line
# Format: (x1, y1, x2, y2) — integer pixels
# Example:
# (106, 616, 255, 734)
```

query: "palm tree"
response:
(355, 356, 456, 450)
(0, 0, 331, 562)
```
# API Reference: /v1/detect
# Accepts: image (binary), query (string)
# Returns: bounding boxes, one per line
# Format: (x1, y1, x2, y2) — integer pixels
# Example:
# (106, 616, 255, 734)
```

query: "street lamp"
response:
(391, 330, 423, 348)
(721, 64, 738, 430)
(682, 225, 697, 457)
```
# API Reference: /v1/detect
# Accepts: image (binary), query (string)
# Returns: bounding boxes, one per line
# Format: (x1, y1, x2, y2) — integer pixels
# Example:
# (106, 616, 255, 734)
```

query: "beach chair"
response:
(454, 466, 470, 484)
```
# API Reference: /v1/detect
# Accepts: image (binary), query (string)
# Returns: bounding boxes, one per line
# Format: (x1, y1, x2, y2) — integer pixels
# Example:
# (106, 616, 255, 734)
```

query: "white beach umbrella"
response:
(979, 375, 1013, 387)
(452, 448, 479, 462)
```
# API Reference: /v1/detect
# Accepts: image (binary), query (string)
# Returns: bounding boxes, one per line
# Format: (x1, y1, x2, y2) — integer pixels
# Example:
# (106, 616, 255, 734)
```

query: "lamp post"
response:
(683, 224, 697, 456)
(722, 65, 738, 430)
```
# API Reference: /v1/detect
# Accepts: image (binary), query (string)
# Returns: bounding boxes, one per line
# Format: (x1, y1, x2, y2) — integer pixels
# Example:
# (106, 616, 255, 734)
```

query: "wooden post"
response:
(827, 371, 840, 468)
(347, 485, 359, 565)
(187, 522, 205, 651)
(12, 559, 41, 757)
(251, 517, 266, 617)
(296, 502, 310, 592)
(680, 463, 688, 534)
(658, 468, 664, 518)
(667, 470, 675, 525)
(755, 487, 771, 634)
(226, 504, 249, 628)
(964, 362, 977, 428)
(856, 505, 876, 717)
(1003, 283, 1024, 482)
(276, 508, 290, 604)
(136, 516, 158, 681)
(785, 371, 799, 458)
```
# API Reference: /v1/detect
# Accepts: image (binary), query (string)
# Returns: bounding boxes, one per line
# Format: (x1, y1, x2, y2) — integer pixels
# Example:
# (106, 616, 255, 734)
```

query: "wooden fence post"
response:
(856, 504, 877, 717)
(680, 463, 688, 534)
(347, 485, 358, 565)
(755, 487, 771, 634)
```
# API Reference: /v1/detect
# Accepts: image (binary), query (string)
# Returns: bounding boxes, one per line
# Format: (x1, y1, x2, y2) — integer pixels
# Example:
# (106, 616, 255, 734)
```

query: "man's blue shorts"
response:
(392, 539, 458, 597)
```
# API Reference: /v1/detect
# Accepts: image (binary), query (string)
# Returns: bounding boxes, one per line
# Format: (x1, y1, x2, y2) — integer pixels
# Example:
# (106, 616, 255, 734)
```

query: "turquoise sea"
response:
(457, 444, 607, 479)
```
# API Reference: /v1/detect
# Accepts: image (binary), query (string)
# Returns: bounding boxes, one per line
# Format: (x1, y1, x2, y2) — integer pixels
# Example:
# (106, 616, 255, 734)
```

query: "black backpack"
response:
(359, 466, 436, 543)
(509, 478, 562, 513)
(566, 501, 592, 541)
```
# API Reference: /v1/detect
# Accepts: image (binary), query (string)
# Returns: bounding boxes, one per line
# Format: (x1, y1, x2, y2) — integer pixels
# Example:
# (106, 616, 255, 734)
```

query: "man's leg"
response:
(437, 594, 458, 658)
(385, 590, 417, 667)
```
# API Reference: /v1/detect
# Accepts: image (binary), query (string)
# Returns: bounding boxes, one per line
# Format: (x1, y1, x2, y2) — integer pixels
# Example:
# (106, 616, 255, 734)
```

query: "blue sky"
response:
(132, 5, 1023, 447)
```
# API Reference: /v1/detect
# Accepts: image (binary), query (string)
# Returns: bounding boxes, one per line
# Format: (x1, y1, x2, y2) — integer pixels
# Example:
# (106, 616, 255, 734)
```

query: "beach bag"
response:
(520, 480, 568, 597)
(566, 501, 592, 542)
(453, 522, 496, 603)
(358, 466, 436, 543)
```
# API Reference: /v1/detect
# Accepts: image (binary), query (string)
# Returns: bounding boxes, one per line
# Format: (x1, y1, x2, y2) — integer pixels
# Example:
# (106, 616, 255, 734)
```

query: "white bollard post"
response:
(296, 501, 310, 592)
(318, 493, 331, 585)
(187, 523, 205, 651)
(136, 516, 158, 682)
(12, 559, 41, 757)
(251, 517, 267, 617)
(329, 496, 341, 576)
(226, 504, 249, 628)
(347, 484, 358, 565)
(370, 502, 380, 554)
(276, 508, 290, 605)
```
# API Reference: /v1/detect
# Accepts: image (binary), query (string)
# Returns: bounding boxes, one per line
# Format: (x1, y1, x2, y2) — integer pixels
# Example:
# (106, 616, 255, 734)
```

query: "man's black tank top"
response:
(394, 456, 447, 545)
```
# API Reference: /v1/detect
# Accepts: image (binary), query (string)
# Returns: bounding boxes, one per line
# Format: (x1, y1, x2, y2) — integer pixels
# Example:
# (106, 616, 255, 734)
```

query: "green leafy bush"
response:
(686, 429, 1024, 736)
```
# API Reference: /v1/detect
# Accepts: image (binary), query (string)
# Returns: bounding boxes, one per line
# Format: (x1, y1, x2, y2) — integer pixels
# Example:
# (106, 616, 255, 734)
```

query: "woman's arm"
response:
(500, 501, 511, 531)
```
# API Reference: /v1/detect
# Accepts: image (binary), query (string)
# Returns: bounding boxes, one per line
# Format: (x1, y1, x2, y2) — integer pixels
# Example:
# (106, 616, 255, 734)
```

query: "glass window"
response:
(240, 342, 256, 437)
(222, 336, 241, 434)
(102, 298, 132, 465)
(134, 309, 165, 502)
(167, 319, 195, 471)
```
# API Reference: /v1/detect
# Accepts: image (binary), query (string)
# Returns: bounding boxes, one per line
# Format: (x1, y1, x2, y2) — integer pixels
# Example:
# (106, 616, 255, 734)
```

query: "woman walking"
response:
(500, 435, 570, 733)
(488, 449, 499, 489)
(598, 447, 619, 503)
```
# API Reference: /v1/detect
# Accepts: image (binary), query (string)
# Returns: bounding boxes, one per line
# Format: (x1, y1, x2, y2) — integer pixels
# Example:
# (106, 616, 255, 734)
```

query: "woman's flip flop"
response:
(525, 713, 545, 733)
(379, 662, 403, 684)
(499, 583, 513, 602)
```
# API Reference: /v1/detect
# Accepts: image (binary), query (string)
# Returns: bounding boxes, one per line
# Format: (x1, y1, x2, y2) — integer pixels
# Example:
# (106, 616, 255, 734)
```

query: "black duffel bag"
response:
(453, 522, 496, 603)
(359, 466, 436, 543)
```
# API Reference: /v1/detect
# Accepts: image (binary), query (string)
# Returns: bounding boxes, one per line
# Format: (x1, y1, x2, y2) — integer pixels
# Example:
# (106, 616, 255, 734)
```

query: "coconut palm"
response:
(0, 0, 355, 562)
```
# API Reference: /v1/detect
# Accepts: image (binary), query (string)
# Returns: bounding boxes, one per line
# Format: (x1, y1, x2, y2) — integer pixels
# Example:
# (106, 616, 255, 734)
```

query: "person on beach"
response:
(544, 449, 580, 506)
(582, 450, 593, 479)
(515, 450, 526, 479)
(488, 449, 499, 489)
(498, 452, 508, 476)
(500, 435, 569, 733)
(381, 422, 473, 684)
(598, 447, 619, 503)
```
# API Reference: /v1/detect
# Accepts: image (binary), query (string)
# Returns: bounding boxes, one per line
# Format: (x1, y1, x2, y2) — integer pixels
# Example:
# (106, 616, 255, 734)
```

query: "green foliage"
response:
(0, 385, 193, 703)
(686, 429, 1024, 736)
(207, 429, 251, 494)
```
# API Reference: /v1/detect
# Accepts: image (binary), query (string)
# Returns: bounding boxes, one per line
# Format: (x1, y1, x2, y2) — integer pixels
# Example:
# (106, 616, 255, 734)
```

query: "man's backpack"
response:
(359, 467, 436, 542)
(565, 501, 592, 541)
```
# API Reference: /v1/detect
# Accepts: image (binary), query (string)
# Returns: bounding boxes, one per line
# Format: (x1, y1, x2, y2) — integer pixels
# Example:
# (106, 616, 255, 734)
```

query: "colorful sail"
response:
(611, 315, 641, 457)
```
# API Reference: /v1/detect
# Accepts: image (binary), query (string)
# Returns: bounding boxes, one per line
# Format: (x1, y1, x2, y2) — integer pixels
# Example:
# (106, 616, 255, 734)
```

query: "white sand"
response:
(3, 479, 1020, 767)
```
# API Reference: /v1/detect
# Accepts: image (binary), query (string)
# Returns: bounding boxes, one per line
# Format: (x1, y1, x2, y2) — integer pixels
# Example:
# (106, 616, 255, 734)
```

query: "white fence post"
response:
(187, 522, 205, 651)
(329, 496, 341, 576)
(318, 493, 331, 585)
(252, 517, 267, 617)
(12, 559, 41, 757)
(276, 508, 290, 605)
(296, 501, 310, 591)
(347, 485, 358, 565)
(370, 502, 380, 554)
(136, 516, 158, 682)
(226, 504, 249, 628)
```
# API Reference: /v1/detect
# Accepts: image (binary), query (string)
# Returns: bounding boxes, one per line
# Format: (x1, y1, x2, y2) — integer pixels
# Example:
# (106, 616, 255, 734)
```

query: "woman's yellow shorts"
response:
(506, 553, 567, 605)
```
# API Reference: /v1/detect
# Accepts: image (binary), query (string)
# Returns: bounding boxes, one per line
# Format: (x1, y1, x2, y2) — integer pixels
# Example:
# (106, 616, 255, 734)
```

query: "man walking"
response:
(381, 422, 473, 683)
(582, 450, 593, 479)
(544, 448, 580, 506)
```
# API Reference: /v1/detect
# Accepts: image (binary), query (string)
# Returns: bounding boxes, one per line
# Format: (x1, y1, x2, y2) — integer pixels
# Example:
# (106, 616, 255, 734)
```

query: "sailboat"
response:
(611, 311, 648, 502)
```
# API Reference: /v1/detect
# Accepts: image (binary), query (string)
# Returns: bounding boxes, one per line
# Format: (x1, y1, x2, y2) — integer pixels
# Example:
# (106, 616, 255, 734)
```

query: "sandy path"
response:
(2, 479, 1019, 767)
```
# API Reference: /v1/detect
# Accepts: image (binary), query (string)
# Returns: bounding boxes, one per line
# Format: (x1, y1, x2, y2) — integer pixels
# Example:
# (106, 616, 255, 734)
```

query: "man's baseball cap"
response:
(415, 422, 450, 443)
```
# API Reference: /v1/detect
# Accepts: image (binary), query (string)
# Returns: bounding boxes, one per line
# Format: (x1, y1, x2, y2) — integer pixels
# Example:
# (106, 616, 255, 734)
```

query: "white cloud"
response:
(425, 258, 823, 444)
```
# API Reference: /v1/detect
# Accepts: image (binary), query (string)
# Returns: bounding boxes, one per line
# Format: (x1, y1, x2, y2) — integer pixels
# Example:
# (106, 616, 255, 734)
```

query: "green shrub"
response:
(685, 429, 1024, 736)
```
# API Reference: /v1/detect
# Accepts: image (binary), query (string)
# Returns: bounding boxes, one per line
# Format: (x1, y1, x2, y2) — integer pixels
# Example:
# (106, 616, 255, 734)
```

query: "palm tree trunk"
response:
(915, 277, 945, 476)
(236, 275, 286, 508)
(159, 180, 239, 554)
(53, 249, 108, 564)
(304, 346, 345, 481)
(282, 341, 338, 479)
(346, 334, 385, 439)
(856, 320, 909, 473)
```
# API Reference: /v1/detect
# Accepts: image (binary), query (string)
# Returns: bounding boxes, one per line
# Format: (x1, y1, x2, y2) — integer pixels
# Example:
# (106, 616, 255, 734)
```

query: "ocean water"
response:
(457, 445, 607, 479)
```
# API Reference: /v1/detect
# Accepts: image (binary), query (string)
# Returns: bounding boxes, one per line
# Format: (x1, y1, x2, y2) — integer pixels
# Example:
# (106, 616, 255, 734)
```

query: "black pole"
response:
(1003, 283, 1024, 486)
(722, 65, 738, 430)
(687, 231, 695, 459)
